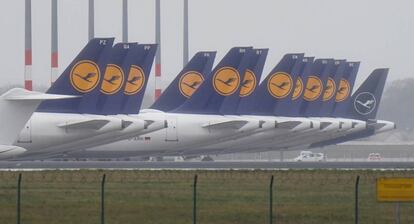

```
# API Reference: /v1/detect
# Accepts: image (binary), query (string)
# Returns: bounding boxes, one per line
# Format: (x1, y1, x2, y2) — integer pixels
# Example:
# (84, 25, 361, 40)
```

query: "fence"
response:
(1, 170, 414, 224)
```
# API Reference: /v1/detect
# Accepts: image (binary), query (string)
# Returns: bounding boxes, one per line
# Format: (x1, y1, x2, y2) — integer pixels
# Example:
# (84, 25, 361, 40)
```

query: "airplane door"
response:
(165, 117, 178, 142)
(17, 120, 32, 143)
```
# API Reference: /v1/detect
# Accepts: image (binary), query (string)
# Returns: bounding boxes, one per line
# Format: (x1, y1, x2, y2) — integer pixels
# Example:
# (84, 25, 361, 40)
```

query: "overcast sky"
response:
(0, 0, 413, 92)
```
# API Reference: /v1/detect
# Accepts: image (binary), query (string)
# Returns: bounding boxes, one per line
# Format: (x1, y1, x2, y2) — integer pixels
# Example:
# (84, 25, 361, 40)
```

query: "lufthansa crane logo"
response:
(124, 65, 145, 95)
(70, 60, 100, 93)
(179, 71, 204, 98)
(292, 77, 304, 100)
(100, 64, 125, 95)
(303, 76, 323, 101)
(239, 69, 256, 97)
(323, 78, 336, 101)
(335, 79, 350, 102)
(267, 72, 293, 99)
(354, 92, 376, 115)
(212, 67, 240, 96)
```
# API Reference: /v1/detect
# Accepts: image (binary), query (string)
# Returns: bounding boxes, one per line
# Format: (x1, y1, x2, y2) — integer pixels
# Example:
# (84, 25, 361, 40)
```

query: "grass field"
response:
(0, 169, 414, 223)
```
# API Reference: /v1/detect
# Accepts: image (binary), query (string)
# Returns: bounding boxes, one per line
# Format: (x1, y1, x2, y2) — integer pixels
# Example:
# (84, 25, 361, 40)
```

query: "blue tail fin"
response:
(80, 42, 134, 114)
(346, 68, 389, 120)
(235, 49, 269, 115)
(221, 48, 269, 115)
(174, 47, 252, 114)
(302, 59, 335, 116)
(37, 38, 114, 113)
(276, 57, 314, 117)
(120, 44, 158, 114)
(243, 54, 304, 116)
(97, 43, 157, 115)
(318, 60, 347, 117)
(331, 62, 360, 117)
(299, 58, 334, 116)
(150, 51, 216, 111)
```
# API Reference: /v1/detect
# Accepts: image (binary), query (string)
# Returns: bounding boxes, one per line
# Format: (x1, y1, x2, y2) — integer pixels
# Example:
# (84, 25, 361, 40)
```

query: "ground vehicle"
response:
(367, 153, 382, 161)
(294, 151, 325, 162)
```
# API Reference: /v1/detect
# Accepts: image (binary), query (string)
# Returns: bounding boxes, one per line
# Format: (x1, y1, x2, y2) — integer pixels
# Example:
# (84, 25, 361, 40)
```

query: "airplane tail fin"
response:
(346, 68, 389, 121)
(174, 47, 252, 114)
(245, 53, 304, 115)
(37, 38, 114, 113)
(331, 62, 360, 117)
(318, 60, 347, 117)
(120, 44, 158, 114)
(221, 48, 268, 115)
(276, 57, 314, 117)
(81, 42, 134, 115)
(0, 88, 78, 145)
(298, 59, 333, 116)
(302, 59, 335, 116)
(150, 51, 216, 111)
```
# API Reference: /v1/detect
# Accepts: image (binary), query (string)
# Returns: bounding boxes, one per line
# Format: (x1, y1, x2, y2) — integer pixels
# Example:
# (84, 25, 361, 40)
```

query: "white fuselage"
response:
(14, 112, 124, 155)
(83, 110, 264, 156)
(81, 114, 313, 158)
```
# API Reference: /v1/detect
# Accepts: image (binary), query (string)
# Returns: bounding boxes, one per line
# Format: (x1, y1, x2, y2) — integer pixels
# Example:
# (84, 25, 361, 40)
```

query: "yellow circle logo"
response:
(303, 76, 323, 101)
(70, 60, 100, 93)
(335, 79, 350, 102)
(267, 72, 293, 99)
(239, 69, 257, 97)
(124, 65, 145, 95)
(179, 71, 204, 98)
(212, 67, 240, 96)
(323, 78, 336, 101)
(100, 64, 125, 95)
(292, 77, 304, 100)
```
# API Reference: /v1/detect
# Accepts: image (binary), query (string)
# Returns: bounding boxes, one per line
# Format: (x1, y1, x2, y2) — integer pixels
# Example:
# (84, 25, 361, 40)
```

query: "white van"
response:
(294, 151, 325, 162)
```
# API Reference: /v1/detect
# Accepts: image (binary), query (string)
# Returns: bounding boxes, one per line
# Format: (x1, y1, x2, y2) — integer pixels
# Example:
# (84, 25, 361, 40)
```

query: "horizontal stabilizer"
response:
(144, 120, 156, 129)
(0, 145, 26, 159)
(367, 122, 386, 130)
(121, 120, 134, 129)
(202, 120, 249, 130)
(58, 119, 110, 130)
(276, 121, 302, 129)
(3, 88, 79, 101)
(320, 121, 333, 130)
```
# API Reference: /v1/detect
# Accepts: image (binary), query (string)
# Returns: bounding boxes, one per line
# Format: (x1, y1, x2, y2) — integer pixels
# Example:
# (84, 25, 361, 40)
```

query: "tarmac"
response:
(0, 161, 413, 170)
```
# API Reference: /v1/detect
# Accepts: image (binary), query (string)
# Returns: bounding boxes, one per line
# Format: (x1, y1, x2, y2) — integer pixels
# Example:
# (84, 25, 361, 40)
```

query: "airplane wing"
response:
(58, 119, 110, 130)
(202, 120, 249, 130)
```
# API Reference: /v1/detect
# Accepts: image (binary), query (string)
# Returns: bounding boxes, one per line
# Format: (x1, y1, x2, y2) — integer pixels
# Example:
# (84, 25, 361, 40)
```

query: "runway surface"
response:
(0, 161, 413, 169)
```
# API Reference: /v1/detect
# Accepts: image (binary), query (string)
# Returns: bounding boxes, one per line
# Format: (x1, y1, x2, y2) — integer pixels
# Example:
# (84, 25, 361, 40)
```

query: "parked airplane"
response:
(32, 43, 165, 157)
(0, 88, 77, 158)
(67, 52, 319, 158)
(13, 39, 164, 159)
(310, 68, 394, 148)
(67, 47, 276, 158)
(3, 39, 394, 160)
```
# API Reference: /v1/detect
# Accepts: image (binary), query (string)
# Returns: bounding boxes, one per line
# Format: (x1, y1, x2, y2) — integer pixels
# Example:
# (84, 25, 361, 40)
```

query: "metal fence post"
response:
(355, 175, 360, 224)
(193, 174, 198, 224)
(269, 175, 274, 224)
(395, 202, 400, 224)
(17, 173, 22, 224)
(101, 174, 106, 224)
